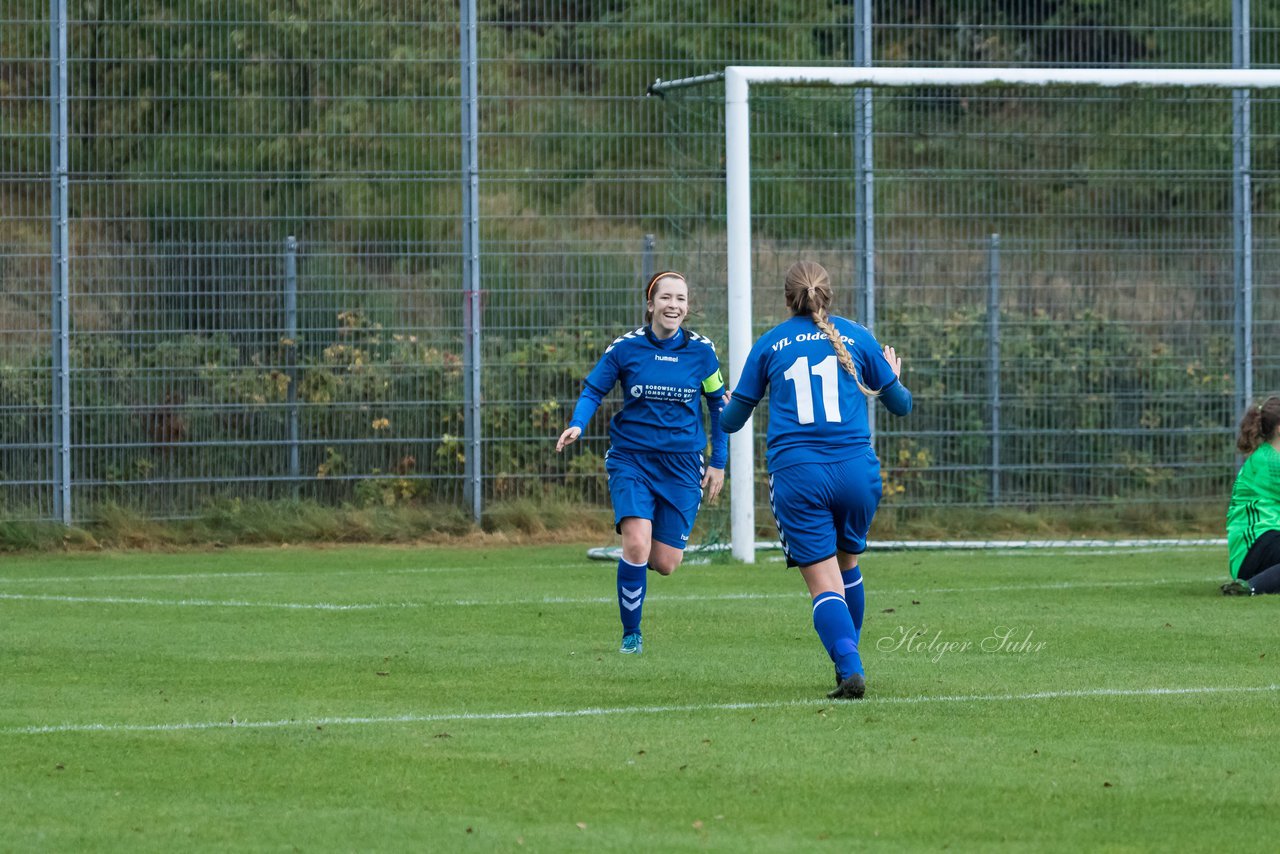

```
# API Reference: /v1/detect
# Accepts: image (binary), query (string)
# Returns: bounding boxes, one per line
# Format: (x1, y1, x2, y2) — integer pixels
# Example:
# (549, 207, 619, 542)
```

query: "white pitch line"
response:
(0, 592, 417, 611)
(887, 577, 1223, 595)
(0, 577, 1225, 611)
(5, 683, 1276, 737)
(0, 571, 275, 585)
(0, 543, 1224, 586)
(0, 566, 479, 585)
(988, 547, 1219, 557)
(451, 591, 798, 606)
(448, 576, 1224, 606)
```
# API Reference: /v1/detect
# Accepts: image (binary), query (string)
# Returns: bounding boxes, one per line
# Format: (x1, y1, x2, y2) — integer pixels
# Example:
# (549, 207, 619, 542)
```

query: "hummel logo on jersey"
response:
(621, 586, 643, 611)
(654, 354, 679, 362)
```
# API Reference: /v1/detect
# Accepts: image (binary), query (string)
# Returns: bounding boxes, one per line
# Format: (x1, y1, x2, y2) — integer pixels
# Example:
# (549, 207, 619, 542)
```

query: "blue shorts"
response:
(605, 448, 705, 550)
(767, 450, 883, 568)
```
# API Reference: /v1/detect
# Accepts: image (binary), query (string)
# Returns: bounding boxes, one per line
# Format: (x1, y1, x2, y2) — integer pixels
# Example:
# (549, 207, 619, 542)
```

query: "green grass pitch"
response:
(1, 542, 1275, 852)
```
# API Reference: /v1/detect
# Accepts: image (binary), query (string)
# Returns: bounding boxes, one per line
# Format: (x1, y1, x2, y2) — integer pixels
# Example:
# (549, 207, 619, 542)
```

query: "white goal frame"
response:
(720, 66, 1280, 562)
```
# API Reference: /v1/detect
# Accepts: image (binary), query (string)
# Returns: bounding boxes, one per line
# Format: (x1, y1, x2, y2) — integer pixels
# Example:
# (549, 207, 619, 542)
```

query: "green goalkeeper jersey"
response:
(1227, 442, 1280, 577)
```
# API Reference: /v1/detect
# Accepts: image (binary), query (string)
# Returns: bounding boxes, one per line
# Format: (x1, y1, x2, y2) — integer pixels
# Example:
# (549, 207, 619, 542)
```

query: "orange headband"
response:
(645, 271, 685, 300)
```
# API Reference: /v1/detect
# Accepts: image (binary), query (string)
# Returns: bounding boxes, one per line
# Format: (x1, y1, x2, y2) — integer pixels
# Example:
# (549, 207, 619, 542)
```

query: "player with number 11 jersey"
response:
(722, 261, 911, 701)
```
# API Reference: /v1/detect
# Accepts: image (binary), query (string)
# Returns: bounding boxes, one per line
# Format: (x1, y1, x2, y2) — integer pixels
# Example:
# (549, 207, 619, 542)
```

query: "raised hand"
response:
(883, 345, 902, 378)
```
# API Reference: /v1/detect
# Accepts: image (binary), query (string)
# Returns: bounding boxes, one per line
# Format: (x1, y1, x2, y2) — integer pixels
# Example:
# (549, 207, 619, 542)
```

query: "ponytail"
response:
(784, 261, 876, 396)
(1237, 396, 1280, 454)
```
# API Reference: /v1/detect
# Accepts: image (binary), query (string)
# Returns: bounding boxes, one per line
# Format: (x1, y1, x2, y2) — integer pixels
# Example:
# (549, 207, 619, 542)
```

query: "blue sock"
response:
(812, 592, 863, 679)
(617, 558, 647, 635)
(841, 566, 865, 644)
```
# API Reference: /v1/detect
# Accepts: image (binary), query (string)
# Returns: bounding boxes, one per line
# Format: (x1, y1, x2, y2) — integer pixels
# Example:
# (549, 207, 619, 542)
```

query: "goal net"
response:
(648, 66, 1280, 562)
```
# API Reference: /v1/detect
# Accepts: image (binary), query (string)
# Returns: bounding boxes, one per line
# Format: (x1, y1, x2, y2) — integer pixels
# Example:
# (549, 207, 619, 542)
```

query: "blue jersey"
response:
(572, 327, 727, 465)
(731, 315, 901, 472)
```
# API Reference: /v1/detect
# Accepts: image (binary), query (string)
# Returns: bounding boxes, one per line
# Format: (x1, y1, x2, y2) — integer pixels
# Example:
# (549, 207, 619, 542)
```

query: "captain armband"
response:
(702, 369, 725, 394)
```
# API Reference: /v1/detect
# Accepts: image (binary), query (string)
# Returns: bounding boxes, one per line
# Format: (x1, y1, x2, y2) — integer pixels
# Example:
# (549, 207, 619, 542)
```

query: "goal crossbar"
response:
(650, 65, 1280, 96)
(717, 66, 1280, 562)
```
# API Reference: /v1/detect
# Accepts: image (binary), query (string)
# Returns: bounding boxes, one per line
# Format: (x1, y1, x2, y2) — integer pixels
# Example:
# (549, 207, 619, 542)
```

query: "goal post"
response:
(713, 65, 1280, 563)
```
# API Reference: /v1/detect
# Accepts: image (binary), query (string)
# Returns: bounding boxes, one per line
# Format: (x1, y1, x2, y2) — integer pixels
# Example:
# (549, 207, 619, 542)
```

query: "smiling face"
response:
(646, 275, 689, 339)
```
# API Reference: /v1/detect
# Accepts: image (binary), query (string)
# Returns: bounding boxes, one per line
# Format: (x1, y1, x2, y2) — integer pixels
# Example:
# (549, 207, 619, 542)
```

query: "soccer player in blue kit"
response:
(557, 271, 728, 654)
(721, 261, 912, 699)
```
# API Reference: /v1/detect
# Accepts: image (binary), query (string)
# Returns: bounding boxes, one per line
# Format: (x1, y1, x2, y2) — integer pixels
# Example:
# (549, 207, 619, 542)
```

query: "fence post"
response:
(988, 234, 1001, 505)
(852, 0, 876, 437)
(642, 233, 655, 286)
(285, 236, 299, 497)
(50, 0, 72, 525)
(1232, 0, 1253, 416)
(461, 0, 483, 524)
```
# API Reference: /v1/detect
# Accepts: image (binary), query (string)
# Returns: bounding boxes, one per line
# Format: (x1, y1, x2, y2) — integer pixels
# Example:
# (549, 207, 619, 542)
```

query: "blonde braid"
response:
(811, 307, 855, 376)
(813, 305, 875, 395)
(787, 262, 878, 397)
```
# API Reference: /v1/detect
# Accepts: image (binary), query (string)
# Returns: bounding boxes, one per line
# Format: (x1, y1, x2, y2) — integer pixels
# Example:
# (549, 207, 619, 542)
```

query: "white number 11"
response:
(781, 355, 842, 425)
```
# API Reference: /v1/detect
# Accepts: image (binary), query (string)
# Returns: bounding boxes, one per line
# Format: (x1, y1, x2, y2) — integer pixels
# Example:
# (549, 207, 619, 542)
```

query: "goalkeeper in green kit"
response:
(1223, 396, 1280, 596)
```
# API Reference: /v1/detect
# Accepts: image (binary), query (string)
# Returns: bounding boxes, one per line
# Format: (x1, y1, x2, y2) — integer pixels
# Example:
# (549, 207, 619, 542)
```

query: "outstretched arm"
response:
(719, 338, 766, 434)
(720, 391, 757, 434)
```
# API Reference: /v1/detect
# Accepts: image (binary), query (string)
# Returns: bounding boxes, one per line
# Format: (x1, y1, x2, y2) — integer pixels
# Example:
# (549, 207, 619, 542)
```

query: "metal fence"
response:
(2, 1, 1278, 528)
